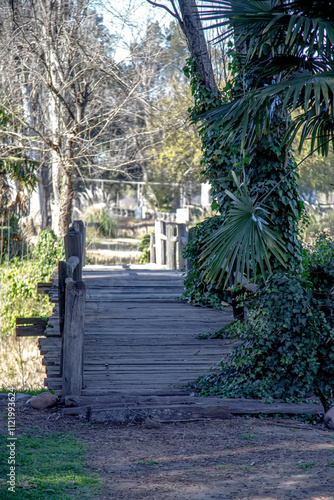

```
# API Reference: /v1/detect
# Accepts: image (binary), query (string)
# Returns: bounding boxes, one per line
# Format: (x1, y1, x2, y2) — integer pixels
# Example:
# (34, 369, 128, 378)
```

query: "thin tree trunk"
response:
(177, 0, 218, 93)
(59, 165, 73, 237)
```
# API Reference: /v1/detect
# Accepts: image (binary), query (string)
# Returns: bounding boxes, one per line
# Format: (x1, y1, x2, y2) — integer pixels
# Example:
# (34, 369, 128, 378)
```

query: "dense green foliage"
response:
(197, 1, 334, 156)
(182, 1, 334, 410)
(191, 235, 334, 411)
(182, 216, 231, 309)
(139, 234, 151, 264)
(182, 57, 303, 303)
(0, 229, 64, 336)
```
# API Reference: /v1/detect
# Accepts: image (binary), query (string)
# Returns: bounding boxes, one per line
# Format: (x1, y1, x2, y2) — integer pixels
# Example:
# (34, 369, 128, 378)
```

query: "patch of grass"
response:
(239, 434, 260, 441)
(0, 388, 52, 396)
(296, 461, 316, 469)
(0, 431, 101, 498)
(137, 460, 158, 466)
(327, 462, 334, 467)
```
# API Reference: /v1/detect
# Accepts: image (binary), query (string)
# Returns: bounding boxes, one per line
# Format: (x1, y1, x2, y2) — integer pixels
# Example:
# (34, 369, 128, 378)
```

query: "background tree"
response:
(0, 0, 139, 236)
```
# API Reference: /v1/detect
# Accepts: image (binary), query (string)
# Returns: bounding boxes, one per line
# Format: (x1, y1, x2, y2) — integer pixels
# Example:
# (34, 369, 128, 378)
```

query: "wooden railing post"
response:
(155, 220, 166, 266)
(64, 227, 82, 281)
(177, 223, 188, 270)
(72, 220, 86, 266)
(166, 223, 177, 270)
(58, 261, 73, 336)
(62, 280, 86, 397)
(149, 233, 156, 264)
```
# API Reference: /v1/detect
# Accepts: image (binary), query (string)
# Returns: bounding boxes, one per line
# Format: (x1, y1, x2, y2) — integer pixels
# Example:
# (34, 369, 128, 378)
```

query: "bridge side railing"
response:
(150, 220, 188, 270)
(58, 220, 86, 398)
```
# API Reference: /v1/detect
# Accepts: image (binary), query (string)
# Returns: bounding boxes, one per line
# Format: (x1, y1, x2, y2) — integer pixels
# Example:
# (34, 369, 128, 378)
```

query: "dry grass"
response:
(86, 249, 141, 265)
(0, 335, 45, 391)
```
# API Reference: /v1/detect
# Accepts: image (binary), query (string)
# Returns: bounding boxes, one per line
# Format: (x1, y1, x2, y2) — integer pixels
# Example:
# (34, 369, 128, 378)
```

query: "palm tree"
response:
(190, 0, 334, 288)
(197, 0, 334, 155)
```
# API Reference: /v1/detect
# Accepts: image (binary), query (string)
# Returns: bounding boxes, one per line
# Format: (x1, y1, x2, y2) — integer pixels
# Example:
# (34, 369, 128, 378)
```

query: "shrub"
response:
(139, 234, 151, 264)
(192, 273, 334, 411)
(84, 206, 116, 238)
(32, 228, 64, 276)
(0, 229, 64, 336)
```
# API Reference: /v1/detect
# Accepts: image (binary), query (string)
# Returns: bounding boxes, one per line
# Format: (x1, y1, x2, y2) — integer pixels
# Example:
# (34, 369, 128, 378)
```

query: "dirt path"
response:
(1, 398, 333, 499)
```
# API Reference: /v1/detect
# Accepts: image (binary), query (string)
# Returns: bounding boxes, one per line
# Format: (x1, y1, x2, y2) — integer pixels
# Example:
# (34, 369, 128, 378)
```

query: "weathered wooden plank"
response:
(16, 317, 48, 325)
(64, 227, 83, 281)
(89, 404, 231, 424)
(61, 397, 323, 424)
(41, 267, 236, 404)
(72, 220, 86, 266)
(62, 280, 86, 397)
(16, 317, 48, 337)
(16, 325, 47, 337)
(58, 261, 73, 336)
(37, 282, 53, 294)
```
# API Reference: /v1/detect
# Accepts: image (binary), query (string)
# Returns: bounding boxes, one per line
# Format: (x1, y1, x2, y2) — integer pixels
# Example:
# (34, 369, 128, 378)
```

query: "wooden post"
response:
(62, 280, 86, 397)
(72, 220, 86, 266)
(58, 261, 73, 336)
(166, 223, 176, 270)
(64, 228, 82, 281)
(155, 220, 166, 266)
(178, 223, 188, 270)
(149, 233, 156, 264)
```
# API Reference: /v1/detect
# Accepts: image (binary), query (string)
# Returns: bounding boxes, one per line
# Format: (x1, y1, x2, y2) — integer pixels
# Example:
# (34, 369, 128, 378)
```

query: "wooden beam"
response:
(177, 223, 188, 270)
(64, 228, 82, 281)
(166, 223, 176, 270)
(62, 280, 86, 398)
(72, 220, 86, 266)
(37, 282, 53, 294)
(58, 261, 73, 336)
(16, 318, 47, 337)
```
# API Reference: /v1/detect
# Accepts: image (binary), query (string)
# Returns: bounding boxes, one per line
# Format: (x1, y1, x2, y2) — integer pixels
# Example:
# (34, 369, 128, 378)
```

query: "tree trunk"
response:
(177, 0, 218, 93)
(59, 165, 73, 237)
(38, 166, 49, 229)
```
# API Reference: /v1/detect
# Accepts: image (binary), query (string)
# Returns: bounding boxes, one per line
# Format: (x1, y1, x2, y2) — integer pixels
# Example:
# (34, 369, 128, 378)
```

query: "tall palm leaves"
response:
(200, 172, 287, 287)
(197, 0, 334, 154)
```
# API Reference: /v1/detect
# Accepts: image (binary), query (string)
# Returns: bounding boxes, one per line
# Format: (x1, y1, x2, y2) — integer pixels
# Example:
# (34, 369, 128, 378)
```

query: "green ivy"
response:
(185, 58, 303, 267)
(182, 216, 232, 309)
(190, 235, 334, 411)
(182, 54, 334, 410)
(139, 234, 151, 264)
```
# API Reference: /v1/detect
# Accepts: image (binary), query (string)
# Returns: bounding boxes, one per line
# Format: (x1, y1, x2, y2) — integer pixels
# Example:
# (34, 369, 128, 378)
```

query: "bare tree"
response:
(0, 0, 140, 236)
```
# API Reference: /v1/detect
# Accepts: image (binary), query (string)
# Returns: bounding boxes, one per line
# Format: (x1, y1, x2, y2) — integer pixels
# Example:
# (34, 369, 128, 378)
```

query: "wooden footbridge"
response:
(25, 222, 323, 422)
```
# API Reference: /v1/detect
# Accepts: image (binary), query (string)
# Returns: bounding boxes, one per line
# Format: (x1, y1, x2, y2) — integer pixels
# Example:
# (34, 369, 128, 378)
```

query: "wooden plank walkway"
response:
(39, 265, 324, 422)
(41, 265, 236, 394)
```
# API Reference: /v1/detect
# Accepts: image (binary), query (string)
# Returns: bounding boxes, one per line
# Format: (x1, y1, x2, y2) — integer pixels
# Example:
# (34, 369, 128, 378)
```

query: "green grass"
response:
(0, 430, 102, 498)
(0, 389, 52, 396)
(296, 461, 316, 469)
(239, 434, 260, 441)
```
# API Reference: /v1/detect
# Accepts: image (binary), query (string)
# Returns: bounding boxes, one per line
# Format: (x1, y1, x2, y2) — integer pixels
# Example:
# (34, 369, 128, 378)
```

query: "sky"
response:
(95, 0, 173, 62)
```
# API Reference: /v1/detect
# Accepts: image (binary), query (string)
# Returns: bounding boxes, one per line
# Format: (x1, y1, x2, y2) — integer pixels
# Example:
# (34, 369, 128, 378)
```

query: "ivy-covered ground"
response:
(0, 397, 333, 499)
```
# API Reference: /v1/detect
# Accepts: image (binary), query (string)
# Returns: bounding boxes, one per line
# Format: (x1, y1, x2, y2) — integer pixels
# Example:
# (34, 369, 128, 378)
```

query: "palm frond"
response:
(198, 1, 334, 62)
(200, 172, 287, 288)
(195, 71, 334, 151)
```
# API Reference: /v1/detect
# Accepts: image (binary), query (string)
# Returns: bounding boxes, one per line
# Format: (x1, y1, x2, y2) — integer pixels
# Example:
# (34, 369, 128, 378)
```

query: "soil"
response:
(1, 397, 334, 500)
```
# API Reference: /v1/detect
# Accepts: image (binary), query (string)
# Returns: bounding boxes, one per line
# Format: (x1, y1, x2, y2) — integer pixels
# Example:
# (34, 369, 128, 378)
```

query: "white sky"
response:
(96, 0, 173, 62)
